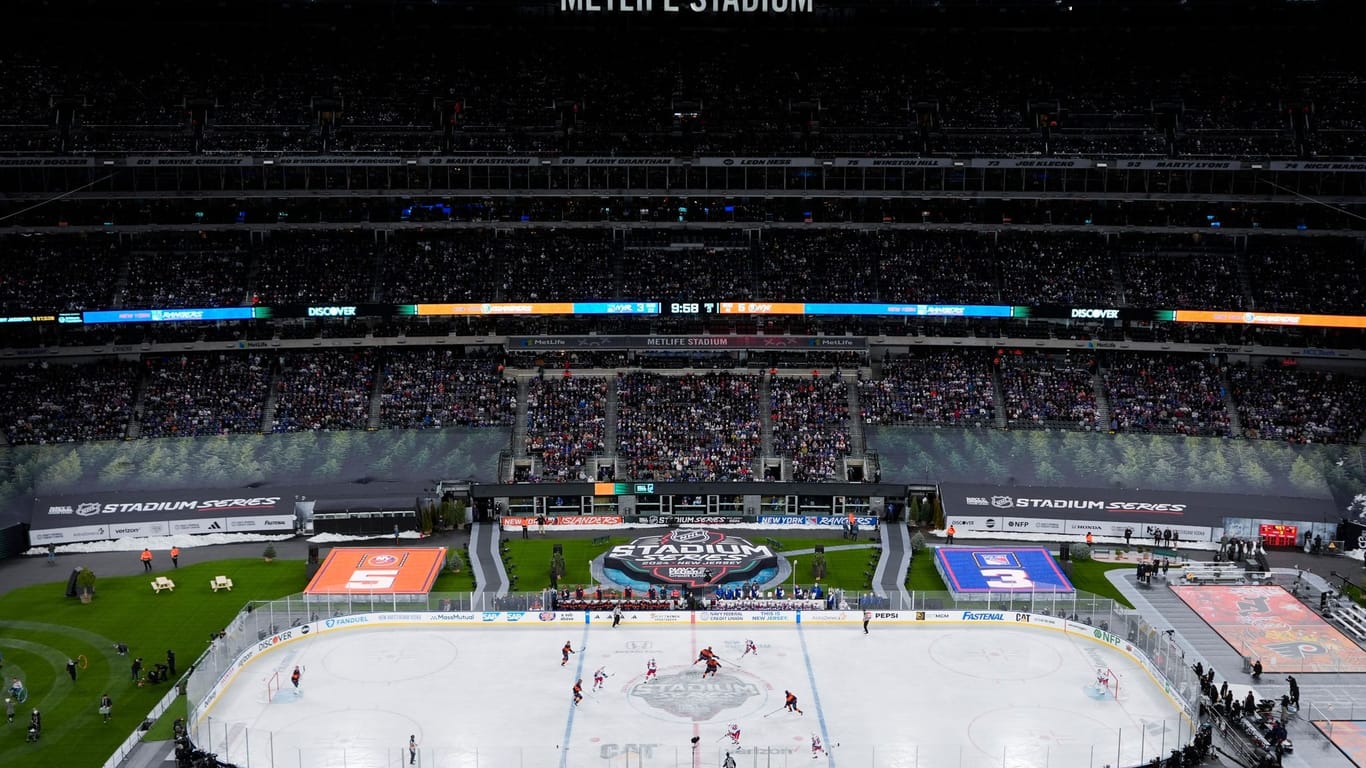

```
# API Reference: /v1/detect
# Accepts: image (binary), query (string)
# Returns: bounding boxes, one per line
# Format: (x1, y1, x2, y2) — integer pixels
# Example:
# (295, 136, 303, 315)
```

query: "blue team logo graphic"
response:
(974, 552, 1020, 568)
(936, 547, 1074, 593)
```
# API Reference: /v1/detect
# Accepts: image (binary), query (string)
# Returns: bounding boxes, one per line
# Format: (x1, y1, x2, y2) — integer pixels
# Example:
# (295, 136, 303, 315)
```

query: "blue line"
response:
(795, 622, 836, 767)
(558, 619, 592, 768)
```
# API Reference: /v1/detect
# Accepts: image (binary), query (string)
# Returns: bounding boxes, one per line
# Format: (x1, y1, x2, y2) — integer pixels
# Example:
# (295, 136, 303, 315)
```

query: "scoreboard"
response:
(1258, 523, 1298, 548)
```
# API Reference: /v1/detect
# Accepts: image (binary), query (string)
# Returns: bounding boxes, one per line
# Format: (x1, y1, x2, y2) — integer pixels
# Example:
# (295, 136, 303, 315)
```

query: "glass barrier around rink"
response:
(180, 727, 1202, 768)
(181, 590, 1201, 768)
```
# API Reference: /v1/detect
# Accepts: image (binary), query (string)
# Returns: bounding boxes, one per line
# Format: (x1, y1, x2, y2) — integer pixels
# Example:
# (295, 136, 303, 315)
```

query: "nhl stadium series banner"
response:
(31, 491, 295, 544)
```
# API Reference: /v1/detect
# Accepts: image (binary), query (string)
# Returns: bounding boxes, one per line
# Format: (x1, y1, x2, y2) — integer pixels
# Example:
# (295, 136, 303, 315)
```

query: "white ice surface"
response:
(197, 619, 1191, 768)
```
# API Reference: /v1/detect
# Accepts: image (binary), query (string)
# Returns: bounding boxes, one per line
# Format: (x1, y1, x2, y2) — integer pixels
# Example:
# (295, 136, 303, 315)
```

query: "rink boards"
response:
(192, 608, 1195, 768)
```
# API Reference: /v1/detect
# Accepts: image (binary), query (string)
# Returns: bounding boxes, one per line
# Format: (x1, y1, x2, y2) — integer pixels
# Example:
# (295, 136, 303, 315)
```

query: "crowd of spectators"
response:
(756, 233, 878, 303)
(121, 234, 251, 309)
(0, 231, 1361, 318)
(998, 351, 1100, 430)
(0, 360, 137, 445)
(769, 375, 852, 482)
(252, 233, 378, 305)
(380, 233, 500, 303)
(1228, 362, 1366, 444)
(271, 350, 378, 432)
(1101, 353, 1231, 437)
(2, 20, 1362, 157)
(996, 234, 1117, 307)
(1118, 236, 1248, 310)
(138, 353, 271, 437)
(615, 372, 762, 482)
(0, 237, 118, 314)
(860, 350, 996, 427)
(379, 349, 517, 430)
(523, 375, 608, 482)
(875, 233, 1001, 305)
(1246, 238, 1364, 314)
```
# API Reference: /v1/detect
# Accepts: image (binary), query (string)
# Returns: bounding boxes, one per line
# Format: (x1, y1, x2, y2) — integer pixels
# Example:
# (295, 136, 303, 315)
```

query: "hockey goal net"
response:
(1099, 667, 1123, 701)
(264, 671, 281, 703)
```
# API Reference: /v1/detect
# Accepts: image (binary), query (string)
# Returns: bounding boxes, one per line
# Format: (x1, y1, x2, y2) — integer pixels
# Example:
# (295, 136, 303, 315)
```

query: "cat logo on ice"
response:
(630, 668, 761, 721)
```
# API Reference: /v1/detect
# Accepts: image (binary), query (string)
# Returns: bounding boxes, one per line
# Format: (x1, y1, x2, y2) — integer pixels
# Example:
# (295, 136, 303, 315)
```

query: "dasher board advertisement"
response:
(305, 548, 448, 596)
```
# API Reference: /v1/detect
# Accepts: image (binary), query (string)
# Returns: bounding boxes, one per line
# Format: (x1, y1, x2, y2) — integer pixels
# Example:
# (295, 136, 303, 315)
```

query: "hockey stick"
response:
(762, 707, 786, 718)
(716, 655, 742, 669)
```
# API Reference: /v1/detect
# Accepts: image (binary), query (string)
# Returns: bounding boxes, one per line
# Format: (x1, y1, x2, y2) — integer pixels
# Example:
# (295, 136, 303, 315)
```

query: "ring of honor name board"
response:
(603, 530, 778, 589)
(934, 547, 1074, 599)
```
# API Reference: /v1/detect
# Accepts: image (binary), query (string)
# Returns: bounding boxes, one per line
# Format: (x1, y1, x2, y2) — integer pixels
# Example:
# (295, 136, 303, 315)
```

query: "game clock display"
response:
(667, 302, 715, 315)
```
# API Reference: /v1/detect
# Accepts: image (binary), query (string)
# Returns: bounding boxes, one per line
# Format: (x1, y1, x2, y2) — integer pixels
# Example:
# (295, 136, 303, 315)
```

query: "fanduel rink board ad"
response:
(32, 491, 296, 544)
(934, 547, 1074, 595)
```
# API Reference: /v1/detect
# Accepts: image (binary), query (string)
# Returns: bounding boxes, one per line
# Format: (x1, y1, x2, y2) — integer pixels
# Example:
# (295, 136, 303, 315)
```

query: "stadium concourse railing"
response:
(175, 590, 1203, 768)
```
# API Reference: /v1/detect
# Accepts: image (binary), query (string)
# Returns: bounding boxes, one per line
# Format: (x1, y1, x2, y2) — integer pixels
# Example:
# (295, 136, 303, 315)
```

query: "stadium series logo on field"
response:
(603, 530, 777, 588)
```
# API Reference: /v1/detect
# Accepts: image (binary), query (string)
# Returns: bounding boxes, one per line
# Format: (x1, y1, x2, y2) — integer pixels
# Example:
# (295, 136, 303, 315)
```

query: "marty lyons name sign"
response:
(602, 529, 778, 588)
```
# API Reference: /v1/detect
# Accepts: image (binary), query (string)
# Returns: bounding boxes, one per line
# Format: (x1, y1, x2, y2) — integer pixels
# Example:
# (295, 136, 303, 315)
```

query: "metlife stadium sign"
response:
(32, 491, 295, 544)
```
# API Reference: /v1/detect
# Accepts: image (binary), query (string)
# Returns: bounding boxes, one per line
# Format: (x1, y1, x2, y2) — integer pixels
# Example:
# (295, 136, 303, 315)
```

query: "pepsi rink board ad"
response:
(32, 491, 295, 544)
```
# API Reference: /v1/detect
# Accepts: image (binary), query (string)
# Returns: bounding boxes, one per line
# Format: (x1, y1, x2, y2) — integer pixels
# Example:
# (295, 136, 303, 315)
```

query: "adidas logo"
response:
(208, 521, 222, 530)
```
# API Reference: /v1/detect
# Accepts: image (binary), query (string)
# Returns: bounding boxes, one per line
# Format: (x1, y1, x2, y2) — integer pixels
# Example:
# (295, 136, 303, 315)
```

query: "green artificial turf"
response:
(1063, 560, 1136, 608)
(905, 550, 949, 591)
(501, 536, 879, 591)
(0, 559, 307, 768)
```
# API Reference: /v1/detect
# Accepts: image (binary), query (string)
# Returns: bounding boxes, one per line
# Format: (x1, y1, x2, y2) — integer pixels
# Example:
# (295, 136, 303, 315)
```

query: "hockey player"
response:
(593, 666, 608, 691)
(572, 679, 584, 706)
(695, 646, 717, 665)
(723, 752, 737, 768)
(810, 734, 824, 759)
(726, 723, 742, 746)
(562, 642, 576, 667)
(742, 639, 758, 658)
(291, 666, 302, 691)
(784, 690, 804, 715)
(702, 656, 722, 679)
(645, 658, 657, 682)
(1095, 668, 1109, 691)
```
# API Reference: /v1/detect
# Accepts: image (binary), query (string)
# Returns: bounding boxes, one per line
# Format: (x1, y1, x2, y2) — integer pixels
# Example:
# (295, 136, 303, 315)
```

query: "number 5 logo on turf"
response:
(346, 569, 399, 590)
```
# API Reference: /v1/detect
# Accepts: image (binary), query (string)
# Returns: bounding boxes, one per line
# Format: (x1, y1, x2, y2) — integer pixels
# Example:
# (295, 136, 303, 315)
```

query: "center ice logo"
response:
(629, 668, 763, 722)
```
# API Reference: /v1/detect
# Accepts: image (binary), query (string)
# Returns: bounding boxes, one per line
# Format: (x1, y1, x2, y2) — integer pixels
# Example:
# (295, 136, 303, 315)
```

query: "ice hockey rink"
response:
(196, 616, 1191, 768)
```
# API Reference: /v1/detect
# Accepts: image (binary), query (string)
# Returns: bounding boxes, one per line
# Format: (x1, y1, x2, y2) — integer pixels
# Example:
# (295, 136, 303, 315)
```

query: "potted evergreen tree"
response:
(76, 567, 97, 603)
(263, 543, 277, 563)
